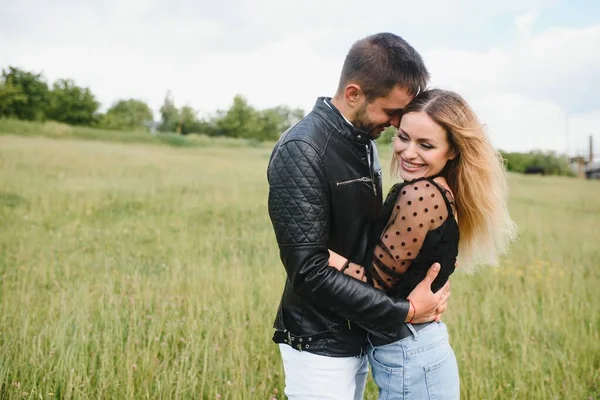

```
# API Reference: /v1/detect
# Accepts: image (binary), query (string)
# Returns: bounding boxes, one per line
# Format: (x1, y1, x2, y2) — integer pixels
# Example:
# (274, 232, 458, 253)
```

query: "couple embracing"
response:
(267, 32, 516, 400)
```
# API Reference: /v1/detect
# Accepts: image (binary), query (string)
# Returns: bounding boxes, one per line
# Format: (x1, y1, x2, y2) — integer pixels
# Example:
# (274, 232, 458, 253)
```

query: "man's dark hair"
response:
(337, 32, 429, 101)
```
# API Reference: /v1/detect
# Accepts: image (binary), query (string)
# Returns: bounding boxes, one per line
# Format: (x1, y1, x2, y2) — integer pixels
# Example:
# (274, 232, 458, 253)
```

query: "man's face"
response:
(351, 86, 413, 139)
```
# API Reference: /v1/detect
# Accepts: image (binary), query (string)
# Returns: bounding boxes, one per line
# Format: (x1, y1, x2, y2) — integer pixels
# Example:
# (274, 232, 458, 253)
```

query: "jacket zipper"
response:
(365, 144, 377, 195)
(336, 177, 373, 187)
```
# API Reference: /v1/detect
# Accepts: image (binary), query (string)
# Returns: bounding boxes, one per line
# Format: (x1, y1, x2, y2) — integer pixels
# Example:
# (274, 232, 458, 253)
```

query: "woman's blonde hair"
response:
(392, 88, 517, 271)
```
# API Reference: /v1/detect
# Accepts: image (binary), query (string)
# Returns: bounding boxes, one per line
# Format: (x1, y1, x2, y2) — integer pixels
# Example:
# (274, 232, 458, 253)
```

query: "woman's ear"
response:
(448, 147, 458, 161)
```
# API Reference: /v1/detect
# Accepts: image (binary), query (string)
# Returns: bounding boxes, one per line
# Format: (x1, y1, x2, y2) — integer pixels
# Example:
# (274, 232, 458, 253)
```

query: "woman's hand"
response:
(328, 249, 347, 270)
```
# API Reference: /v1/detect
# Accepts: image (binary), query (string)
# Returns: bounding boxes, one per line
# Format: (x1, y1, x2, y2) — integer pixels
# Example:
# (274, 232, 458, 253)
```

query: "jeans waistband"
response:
(369, 321, 434, 346)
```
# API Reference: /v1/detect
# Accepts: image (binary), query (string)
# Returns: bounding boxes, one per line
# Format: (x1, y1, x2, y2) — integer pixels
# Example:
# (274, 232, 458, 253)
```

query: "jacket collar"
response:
(312, 97, 372, 145)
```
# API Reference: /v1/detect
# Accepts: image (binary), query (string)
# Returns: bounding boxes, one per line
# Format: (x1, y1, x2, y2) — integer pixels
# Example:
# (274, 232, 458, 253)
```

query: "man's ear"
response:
(344, 84, 362, 108)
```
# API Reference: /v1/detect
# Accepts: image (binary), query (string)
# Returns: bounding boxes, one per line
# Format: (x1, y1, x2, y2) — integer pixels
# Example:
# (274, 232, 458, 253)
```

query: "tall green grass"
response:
(1, 135, 599, 399)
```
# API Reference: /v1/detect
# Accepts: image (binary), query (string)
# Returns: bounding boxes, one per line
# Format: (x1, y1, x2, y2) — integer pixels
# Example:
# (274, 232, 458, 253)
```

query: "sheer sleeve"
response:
(337, 179, 452, 291)
(370, 179, 450, 291)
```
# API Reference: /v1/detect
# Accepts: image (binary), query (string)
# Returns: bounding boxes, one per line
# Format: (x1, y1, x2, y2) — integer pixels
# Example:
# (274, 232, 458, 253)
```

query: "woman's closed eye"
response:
(396, 132, 409, 141)
(397, 132, 435, 150)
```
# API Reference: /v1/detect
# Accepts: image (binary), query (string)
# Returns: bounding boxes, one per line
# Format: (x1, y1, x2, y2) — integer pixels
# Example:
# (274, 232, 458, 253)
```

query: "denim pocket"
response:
(423, 345, 460, 400)
(369, 340, 404, 372)
(368, 342, 405, 400)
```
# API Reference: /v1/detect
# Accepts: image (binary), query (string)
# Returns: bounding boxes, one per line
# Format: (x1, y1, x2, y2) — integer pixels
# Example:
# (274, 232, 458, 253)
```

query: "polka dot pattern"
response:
(370, 178, 454, 292)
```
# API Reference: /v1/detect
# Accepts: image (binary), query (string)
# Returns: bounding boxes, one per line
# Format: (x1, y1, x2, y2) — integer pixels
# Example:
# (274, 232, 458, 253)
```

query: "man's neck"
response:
(330, 96, 355, 126)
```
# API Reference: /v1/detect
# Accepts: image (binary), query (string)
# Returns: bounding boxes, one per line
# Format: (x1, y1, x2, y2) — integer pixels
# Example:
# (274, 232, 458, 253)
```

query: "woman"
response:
(328, 88, 517, 399)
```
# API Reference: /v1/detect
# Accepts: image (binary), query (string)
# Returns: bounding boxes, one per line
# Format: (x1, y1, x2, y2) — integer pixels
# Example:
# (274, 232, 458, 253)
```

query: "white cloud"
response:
(470, 93, 569, 152)
(515, 11, 539, 39)
(424, 18, 600, 152)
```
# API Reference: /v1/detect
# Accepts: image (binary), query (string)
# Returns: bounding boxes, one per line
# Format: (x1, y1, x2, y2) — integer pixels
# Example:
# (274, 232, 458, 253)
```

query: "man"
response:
(267, 32, 450, 399)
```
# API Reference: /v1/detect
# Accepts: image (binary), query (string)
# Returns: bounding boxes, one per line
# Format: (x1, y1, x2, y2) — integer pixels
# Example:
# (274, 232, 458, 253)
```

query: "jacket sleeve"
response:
(267, 139, 410, 339)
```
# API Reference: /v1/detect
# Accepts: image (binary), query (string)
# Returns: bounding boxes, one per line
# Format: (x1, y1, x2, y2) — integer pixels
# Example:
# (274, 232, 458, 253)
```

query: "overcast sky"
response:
(1, 0, 599, 153)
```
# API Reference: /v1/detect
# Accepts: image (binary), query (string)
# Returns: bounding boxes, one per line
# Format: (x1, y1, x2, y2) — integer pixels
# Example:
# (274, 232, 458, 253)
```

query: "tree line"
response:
(0, 66, 304, 140)
(498, 150, 574, 176)
(0, 66, 575, 176)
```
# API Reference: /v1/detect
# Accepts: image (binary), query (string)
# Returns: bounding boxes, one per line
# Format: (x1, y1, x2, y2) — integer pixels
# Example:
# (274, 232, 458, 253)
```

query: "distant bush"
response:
(500, 150, 574, 176)
(99, 99, 154, 132)
(376, 126, 397, 146)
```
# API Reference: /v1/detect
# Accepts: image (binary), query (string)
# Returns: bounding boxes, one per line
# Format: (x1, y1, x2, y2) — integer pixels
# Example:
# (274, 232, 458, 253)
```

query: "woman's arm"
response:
(329, 179, 453, 323)
(328, 249, 419, 322)
(328, 249, 368, 283)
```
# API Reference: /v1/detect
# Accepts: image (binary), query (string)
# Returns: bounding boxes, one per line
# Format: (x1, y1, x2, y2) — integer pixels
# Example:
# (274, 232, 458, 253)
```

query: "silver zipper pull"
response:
(365, 144, 376, 195)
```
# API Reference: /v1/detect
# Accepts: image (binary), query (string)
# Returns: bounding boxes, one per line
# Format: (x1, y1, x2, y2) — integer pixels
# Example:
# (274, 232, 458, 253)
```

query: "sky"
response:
(1, 0, 599, 154)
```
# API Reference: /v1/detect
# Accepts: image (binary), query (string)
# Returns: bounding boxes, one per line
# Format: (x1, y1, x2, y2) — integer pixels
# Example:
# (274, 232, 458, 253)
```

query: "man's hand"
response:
(406, 263, 450, 324)
(433, 303, 447, 322)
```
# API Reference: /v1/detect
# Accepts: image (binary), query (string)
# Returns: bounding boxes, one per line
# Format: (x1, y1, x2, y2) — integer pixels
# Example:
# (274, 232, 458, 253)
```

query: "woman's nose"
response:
(402, 143, 418, 159)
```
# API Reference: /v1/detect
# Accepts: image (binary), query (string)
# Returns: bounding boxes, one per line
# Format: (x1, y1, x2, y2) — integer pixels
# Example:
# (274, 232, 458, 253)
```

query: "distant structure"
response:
(586, 161, 600, 179)
(583, 135, 600, 180)
(570, 156, 587, 178)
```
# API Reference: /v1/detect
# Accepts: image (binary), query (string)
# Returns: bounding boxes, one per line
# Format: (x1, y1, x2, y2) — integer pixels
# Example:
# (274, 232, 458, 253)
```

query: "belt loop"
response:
(407, 323, 419, 341)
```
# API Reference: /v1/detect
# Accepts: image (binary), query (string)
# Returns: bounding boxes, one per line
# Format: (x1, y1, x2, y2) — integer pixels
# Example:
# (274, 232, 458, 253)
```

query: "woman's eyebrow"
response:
(399, 128, 436, 144)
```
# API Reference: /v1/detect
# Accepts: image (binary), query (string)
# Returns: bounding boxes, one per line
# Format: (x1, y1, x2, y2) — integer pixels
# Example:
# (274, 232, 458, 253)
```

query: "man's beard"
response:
(352, 102, 384, 139)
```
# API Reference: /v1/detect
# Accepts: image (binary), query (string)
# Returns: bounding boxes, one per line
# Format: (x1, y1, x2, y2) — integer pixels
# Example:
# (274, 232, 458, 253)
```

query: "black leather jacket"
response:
(267, 97, 411, 357)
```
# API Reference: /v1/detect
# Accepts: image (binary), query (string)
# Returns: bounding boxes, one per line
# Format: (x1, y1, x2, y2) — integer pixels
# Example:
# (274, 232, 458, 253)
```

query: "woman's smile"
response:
(401, 158, 426, 172)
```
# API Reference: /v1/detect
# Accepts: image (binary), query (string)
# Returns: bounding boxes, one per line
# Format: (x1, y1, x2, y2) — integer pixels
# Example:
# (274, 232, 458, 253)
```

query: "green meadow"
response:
(1, 131, 599, 399)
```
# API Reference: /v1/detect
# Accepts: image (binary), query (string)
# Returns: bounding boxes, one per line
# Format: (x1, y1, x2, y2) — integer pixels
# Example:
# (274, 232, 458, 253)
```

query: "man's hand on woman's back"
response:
(406, 263, 450, 324)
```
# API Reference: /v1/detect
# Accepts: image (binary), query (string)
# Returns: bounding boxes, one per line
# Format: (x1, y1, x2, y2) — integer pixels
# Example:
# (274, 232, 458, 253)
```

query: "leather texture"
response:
(267, 97, 411, 357)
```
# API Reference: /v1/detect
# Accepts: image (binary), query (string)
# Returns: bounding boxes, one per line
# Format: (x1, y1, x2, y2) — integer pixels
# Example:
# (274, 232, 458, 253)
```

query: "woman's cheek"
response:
(393, 140, 405, 154)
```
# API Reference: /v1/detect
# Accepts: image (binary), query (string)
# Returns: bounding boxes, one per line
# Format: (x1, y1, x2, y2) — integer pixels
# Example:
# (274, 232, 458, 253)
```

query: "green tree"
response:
(215, 95, 304, 140)
(1, 66, 50, 121)
(176, 105, 211, 135)
(215, 95, 259, 138)
(179, 105, 197, 134)
(0, 80, 27, 117)
(158, 91, 179, 133)
(46, 79, 100, 126)
(259, 105, 304, 140)
(100, 99, 154, 131)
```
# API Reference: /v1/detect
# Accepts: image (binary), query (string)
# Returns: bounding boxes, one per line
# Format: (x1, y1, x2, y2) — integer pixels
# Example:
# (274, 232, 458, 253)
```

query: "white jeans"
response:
(278, 343, 369, 400)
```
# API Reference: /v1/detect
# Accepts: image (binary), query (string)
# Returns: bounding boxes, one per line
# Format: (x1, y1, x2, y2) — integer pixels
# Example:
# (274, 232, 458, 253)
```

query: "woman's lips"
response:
(401, 159, 426, 172)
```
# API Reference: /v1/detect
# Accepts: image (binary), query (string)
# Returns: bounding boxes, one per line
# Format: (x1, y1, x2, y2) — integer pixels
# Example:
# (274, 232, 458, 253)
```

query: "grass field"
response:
(1, 133, 599, 399)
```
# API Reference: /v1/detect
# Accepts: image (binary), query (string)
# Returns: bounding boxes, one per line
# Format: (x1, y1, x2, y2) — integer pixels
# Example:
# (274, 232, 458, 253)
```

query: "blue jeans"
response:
(368, 321, 460, 400)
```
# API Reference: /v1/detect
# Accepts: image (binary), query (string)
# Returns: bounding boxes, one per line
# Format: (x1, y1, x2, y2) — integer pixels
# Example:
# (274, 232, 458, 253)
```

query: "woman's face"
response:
(393, 111, 455, 181)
